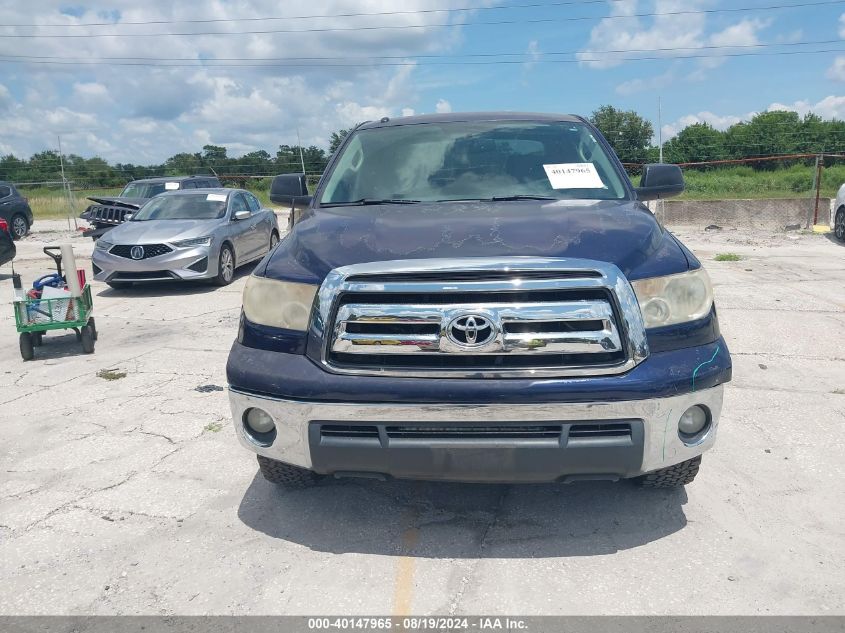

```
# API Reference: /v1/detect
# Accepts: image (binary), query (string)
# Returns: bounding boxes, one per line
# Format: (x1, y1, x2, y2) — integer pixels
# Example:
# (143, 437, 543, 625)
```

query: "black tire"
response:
(835, 208, 845, 242)
(257, 455, 320, 488)
(19, 333, 34, 361)
(32, 332, 43, 347)
(270, 230, 280, 251)
(214, 243, 235, 286)
(636, 456, 701, 488)
(89, 317, 98, 341)
(10, 214, 28, 240)
(80, 325, 95, 354)
(106, 281, 132, 290)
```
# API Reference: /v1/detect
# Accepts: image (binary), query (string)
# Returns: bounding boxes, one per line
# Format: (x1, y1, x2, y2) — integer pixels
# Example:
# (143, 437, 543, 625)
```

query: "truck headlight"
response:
(242, 275, 318, 331)
(631, 268, 713, 328)
(174, 236, 212, 247)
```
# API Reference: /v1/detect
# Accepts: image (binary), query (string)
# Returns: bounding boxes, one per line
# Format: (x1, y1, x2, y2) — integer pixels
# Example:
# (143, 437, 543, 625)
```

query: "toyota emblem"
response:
(447, 314, 496, 348)
(130, 246, 145, 260)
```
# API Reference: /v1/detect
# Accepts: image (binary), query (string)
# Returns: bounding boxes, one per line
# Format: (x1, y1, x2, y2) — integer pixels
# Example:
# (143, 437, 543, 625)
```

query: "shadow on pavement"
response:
(238, 472, 688, 558)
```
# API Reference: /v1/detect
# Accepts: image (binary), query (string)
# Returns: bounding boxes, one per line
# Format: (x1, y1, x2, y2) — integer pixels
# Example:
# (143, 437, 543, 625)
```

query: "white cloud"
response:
(840, 13, 845, 38)
(768, 96, 845, 120)
(577, 3, 769, 76)
(524, 40, 541, 71)
(0, 1, 477, 162)
(435, 98, 452, 113)
(827, 57, 845, 82)
(661, 111, 755, 140)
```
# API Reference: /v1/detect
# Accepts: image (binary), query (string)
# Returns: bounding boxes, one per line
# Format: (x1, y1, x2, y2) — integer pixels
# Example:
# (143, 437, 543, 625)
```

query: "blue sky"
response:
(0, 1, 843, 163)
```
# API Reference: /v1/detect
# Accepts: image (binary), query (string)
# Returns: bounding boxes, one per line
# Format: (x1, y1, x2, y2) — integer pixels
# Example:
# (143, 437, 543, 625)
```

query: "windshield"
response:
(120, 182, 173, 198)
(319, 120, 628, 205)
(131, 194, 227, 221)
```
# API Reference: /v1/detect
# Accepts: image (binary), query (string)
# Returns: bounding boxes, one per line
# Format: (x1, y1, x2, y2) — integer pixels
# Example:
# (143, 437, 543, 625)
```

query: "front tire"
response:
(835, 208, 845, 242)
(636, 456, 702, 488)
(80, 325, 95, 354)
(257, 455, 320, 488)
(10, 214, 28, 240)
(214, 244, 235, 286)
(270, 231, 280, 252)
(19, 333, 34, 361)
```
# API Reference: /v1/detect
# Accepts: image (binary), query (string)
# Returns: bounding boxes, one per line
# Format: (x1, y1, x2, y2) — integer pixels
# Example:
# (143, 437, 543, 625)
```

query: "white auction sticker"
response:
(543, 163, 606, 189)
(164, 182, 180, 190)
(206, 193, 227, 202)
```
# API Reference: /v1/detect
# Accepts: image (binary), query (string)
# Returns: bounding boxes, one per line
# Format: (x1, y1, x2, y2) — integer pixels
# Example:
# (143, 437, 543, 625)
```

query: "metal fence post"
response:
(813, 154, 823, 226)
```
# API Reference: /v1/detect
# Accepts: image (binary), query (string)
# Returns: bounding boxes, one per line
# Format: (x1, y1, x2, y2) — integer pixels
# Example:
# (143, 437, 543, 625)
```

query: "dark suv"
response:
(0, 181, 34, 239)
(80, 175, 221, 239)
(228, 112, 732, 489)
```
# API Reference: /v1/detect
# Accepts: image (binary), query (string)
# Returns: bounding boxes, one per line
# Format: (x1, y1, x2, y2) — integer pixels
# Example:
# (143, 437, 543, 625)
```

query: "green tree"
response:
(663, 123, 725, 164)
(329, 128, 352, 154)
(589, 105, 654, 164)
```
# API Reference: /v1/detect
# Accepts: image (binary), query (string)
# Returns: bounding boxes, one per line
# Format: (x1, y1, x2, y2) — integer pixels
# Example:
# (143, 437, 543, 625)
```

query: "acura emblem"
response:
(447, 314, 496, 348)
(130, 246, 145, 260)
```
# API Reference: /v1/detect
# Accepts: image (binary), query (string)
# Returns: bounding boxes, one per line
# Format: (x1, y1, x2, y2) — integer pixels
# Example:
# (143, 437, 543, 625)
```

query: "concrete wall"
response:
(648, 198, 833, 230)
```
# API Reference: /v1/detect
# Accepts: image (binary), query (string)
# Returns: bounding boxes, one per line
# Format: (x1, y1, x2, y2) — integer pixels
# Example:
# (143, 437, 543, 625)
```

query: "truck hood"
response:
(263, 199, 692, 284)
(87, 196, 147, 210)
(104, 218, 218, 244)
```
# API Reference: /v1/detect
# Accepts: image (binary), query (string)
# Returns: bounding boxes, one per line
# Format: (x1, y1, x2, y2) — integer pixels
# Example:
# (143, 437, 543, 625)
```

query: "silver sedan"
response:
(91, 188, 279, 288)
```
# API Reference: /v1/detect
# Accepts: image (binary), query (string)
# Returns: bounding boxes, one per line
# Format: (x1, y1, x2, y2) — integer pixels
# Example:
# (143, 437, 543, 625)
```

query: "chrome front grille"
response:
(331, 300, 622, 356)
(313, 257, 649, 378)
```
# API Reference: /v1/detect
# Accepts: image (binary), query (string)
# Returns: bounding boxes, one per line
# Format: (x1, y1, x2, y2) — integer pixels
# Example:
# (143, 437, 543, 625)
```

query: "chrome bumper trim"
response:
(228, 384, 723, 478)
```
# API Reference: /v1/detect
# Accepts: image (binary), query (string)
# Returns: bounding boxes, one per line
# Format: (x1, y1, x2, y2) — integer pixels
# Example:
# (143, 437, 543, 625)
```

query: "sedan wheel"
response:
(215, 244, 235, 286)
(270, 231, 279, 250)
(836, 210, 845, 242)
(11, 214, 28, 240)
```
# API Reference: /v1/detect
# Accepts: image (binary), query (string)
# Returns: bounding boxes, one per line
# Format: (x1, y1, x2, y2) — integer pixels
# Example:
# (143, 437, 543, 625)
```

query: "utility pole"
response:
(658, 96, 664, 163)
(57, 135, 77, 230)
(296, 127, 306, 174)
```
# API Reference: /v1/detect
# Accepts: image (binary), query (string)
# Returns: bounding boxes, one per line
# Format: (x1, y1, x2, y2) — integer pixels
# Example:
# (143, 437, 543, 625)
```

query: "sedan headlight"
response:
(95, 240, 112, 250)
(242, 275, 318, 331)
(631, 268, 713, 328)
(173, 236, 212, 248)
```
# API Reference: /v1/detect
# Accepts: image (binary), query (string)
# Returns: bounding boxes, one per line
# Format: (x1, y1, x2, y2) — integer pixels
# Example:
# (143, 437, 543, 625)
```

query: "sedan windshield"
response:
(319, 120, 628, 205)
(131, 194, 227, 221)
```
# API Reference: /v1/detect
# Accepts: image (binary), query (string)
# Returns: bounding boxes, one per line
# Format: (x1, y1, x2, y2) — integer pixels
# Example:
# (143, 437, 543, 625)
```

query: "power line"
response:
(2, 46, 843, 67)
(1, 1, 839, 38)
(1, 1, 638, 28)
(1, 38, 838, 64)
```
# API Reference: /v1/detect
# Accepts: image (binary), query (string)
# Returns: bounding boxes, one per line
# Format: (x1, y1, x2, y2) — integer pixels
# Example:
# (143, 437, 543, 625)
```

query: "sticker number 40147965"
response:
(543, 163, 606, 190)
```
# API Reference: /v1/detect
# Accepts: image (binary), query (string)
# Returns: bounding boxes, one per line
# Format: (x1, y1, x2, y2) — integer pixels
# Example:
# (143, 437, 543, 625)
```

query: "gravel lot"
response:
(1, 219, 843, 615)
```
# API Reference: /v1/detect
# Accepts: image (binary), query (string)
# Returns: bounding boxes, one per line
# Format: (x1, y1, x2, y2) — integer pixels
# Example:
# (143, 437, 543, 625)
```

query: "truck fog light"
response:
(678, 405, 710, 443)
(245, 408, 275, 434)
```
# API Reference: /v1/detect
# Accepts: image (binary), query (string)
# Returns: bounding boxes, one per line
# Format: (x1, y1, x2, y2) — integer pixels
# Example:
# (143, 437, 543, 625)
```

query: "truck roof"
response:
(357, 111, 583, 130)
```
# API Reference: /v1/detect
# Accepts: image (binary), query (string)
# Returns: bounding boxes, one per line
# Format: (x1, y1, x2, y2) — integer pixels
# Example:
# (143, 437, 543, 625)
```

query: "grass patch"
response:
(714, 253, 742, 261)
(204, 422, 224, 433)
(97, 368, 127, 381)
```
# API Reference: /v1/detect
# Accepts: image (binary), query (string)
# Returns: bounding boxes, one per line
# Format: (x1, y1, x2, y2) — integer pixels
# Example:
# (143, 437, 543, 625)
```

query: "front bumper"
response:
(229, 384, 724, 483)
(91, 244, 216, 282)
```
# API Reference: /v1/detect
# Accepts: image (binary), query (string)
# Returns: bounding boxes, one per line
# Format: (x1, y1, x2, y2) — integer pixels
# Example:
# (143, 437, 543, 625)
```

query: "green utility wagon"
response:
(13, 247, 97, 361)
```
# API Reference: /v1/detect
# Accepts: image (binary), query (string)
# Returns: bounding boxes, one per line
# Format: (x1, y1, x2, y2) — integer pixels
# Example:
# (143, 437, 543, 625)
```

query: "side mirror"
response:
(233, 210, 251, 221)
(635, 164, 685, 201)
(270, 173, 312, 210)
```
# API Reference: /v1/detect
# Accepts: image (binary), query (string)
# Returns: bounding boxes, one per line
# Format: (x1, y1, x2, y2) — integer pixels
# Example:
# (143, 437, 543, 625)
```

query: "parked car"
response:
(0, 181, 34, 239)
(0, 217, 16, 266)
(91, 188, 279, 288)
(80, 175, 221, 240)
(227, 112, 733, 489)
(834, 183, 845, 240)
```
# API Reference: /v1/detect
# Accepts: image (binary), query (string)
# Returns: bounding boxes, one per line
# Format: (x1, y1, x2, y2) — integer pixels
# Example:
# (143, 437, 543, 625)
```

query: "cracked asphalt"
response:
(1, 220, 843, 615)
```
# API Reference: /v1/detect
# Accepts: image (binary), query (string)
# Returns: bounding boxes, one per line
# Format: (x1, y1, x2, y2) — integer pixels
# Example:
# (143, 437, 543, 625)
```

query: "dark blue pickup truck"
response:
(226, 112, 731, 488)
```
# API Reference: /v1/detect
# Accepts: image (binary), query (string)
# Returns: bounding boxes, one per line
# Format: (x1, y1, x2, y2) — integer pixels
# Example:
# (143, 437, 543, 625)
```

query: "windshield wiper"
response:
(321, 198, 420, 207)
(487, 195, 558, 201)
